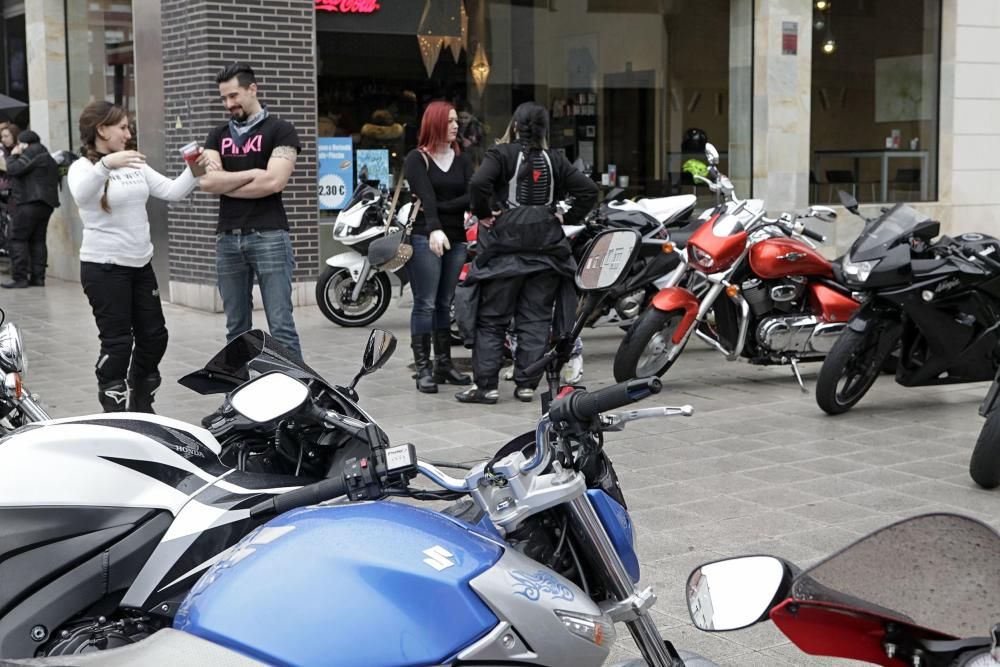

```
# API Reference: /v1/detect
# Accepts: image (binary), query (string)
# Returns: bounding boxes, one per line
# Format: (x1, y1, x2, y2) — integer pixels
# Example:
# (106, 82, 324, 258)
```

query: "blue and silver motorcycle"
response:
(16, 231, 717, 667)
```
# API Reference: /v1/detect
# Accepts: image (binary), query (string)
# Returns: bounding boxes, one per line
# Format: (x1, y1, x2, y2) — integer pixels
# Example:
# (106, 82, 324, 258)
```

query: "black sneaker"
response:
(1, 280, 28, 289)
(455, 386, 499, 404)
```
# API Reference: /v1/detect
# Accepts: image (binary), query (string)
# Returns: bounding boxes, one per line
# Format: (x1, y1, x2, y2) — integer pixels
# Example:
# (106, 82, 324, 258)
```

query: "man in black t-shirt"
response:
(199, 62, 303, 360)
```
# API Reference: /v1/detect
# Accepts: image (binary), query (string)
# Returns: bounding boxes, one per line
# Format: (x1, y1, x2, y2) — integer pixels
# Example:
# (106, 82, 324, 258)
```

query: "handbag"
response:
(367, 174, 415, 272)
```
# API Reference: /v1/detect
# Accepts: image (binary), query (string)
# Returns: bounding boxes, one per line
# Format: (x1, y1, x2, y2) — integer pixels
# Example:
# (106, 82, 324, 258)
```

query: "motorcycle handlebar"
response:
(801, 226, 826, 243)
(550, 377, 662, 425)
(249, 475, 348, 519)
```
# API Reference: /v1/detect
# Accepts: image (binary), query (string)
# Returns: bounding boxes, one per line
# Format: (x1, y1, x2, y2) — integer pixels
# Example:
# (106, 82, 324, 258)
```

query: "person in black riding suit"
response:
(454, 102, 597, 404)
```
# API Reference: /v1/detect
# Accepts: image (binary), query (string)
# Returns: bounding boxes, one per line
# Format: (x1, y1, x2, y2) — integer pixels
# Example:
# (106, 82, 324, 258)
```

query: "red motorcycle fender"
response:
(650, 287, 700, 344)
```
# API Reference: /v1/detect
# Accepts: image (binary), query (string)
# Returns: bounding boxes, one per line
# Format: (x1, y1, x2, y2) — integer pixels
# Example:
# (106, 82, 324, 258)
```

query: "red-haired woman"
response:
(403, 101, 473, 393)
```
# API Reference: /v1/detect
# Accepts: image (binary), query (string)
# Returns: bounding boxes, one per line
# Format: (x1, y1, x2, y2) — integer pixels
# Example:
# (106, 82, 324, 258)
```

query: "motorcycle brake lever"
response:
(600, 405, 695, 431)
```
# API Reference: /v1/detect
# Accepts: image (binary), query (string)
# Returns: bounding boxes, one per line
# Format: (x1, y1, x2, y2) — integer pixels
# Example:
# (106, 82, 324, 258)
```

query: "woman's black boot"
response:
(433, 330, 471, 385)
(98, 379, 129, 413)
(411, 334, 438, 394)
(128, 372, 162, 413)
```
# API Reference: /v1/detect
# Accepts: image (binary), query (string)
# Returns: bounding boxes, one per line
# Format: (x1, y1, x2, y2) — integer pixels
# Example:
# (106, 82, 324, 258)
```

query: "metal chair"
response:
(890, 168, 921, 202)
(825, 169, 876, 203)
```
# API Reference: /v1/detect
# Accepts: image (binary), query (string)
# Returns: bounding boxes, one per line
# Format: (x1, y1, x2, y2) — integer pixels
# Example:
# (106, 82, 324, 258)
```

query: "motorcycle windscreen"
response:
(849, 204, 938, 262)
(789, 513, 1000, 638)
(178, 329, 330, 395)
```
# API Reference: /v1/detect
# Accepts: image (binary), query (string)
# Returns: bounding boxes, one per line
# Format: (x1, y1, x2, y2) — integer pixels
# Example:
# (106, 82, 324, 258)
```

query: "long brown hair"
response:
(79, 101, 128, 213)
(0, 123, 20, 153)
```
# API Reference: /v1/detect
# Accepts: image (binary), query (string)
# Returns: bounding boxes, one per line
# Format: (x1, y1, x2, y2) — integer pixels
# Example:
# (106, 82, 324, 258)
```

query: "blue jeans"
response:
(409, 234, 467, 336)
(216, 229, 302, 360)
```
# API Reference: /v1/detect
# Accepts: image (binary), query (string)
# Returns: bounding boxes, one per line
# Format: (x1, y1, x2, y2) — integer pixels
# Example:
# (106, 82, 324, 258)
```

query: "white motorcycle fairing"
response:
(0, 413, 303, 655)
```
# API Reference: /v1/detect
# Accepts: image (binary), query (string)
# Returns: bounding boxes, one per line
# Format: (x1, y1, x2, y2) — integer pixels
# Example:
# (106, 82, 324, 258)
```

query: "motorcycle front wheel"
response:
(970, 411, 1000, 489)
(316, 267, 392, 327)
(815, 327, 893, 415)
(613, 308, 688, 382)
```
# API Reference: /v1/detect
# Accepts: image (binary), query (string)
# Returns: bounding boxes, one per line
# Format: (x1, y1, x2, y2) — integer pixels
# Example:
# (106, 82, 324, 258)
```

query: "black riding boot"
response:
(433, 330, 471, 385)
(98, 379, 129, 413)
(411, 334, 438, 394)
(128, 372, 161, 414)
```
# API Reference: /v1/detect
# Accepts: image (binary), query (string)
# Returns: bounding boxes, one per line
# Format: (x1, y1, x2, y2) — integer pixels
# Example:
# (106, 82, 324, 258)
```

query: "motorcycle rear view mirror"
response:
(230, 371, 309, 423)
(686, 556, 789, 632)
(705, 143, 720, 166)
(838, 189, 860, 213)
(349, 328, 397, 390)
(575, 229, 641, 292)
(806, 205, 838, 223)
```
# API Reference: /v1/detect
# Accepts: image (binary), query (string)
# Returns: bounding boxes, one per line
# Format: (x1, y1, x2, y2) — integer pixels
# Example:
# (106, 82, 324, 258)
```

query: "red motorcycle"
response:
(613, 144, 859, 389)
(686, 513, 1000, 666)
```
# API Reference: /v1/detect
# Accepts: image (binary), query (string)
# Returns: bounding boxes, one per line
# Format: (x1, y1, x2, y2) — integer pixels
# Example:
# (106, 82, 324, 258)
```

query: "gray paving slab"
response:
(3, 278, 1000, 666)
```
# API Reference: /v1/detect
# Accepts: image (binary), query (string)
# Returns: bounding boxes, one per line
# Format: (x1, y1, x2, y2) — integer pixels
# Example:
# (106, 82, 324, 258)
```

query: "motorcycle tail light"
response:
(688, 243, 715, 270)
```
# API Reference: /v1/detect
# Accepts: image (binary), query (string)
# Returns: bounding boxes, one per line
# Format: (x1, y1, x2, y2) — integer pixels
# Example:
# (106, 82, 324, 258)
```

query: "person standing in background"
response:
(2, 130, 60, 289)
(199, 62, 304, 361)
(403, 101, 473, 393)
(68, 101, 207, 412)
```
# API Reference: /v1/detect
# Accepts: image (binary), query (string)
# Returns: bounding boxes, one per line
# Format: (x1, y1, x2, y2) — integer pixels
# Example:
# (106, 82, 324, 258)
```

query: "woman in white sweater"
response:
(68, 100, 212, 413)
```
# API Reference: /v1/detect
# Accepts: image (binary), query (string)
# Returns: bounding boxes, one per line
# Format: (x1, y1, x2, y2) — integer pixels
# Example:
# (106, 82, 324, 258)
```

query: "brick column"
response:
(161, 0, 317, 310)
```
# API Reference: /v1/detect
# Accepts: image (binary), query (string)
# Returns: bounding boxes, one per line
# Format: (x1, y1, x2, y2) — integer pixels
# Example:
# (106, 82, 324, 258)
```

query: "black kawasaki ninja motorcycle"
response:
(816, 192, 1000, 415)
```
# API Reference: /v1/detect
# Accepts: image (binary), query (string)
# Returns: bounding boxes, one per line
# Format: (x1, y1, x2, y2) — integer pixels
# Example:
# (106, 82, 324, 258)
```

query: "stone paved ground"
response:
(3, 278, 998, 666)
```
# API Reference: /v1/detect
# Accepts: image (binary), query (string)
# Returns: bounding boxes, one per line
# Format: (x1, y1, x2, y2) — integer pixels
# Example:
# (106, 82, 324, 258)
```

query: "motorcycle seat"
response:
(637, 194, 697, 225)
(4, 628, 266, 666)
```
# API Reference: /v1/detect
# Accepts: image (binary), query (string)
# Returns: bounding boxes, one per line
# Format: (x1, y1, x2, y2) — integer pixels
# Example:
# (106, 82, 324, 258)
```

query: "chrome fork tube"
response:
(565, 495, 680, 667)
(16, 393, 51, 422)
(350, 258, 373, 302)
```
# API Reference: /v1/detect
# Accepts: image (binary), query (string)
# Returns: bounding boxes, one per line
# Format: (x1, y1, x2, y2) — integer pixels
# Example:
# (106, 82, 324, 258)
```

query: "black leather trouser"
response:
(8, 201, 53, 282)
(472, 271, 559, 391)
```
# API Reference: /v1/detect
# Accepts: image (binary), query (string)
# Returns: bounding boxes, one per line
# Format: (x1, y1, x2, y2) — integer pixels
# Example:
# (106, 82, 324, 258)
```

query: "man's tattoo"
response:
(273, 146, 298, 163)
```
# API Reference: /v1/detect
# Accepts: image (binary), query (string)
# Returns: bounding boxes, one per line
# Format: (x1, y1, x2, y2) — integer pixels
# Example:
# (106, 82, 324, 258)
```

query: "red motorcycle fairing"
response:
(749, 237, 834, 280)
(686, 213, 748, 273)
(650, 287, 700, 344)
(770, 598, 954, 667)
(809, 283, 859, 323)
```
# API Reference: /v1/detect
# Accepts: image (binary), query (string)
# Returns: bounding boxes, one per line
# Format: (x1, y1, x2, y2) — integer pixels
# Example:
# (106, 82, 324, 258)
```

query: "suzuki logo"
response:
(422, 545, 455, 571)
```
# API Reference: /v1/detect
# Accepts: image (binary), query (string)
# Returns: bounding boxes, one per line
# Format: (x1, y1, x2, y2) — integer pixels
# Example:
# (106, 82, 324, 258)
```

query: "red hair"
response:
(417, 101, 460, 154)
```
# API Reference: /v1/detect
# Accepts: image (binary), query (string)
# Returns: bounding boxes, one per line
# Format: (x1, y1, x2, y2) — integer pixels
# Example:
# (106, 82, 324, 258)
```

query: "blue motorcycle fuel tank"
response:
(175, 502, 503, 667)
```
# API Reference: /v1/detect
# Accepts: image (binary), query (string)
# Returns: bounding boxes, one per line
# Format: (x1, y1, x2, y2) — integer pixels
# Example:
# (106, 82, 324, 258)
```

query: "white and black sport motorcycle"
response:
(0, 328, 396, 659)
(316, 183, 413, 327)
(0, 307, 51, 432)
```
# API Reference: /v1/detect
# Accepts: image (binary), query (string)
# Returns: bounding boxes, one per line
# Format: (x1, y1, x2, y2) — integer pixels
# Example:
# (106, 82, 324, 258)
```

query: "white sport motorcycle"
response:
(0, 328, 396, 659)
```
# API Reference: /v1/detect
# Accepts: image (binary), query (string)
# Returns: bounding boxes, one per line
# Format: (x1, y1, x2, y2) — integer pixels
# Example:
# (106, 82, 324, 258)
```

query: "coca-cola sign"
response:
(315, 0, 381, 12)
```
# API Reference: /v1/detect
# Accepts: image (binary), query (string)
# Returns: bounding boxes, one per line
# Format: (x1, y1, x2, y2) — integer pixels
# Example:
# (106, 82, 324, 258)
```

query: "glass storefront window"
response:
(67, 1, 135, 151)
(809, 0, 941, 204)
(316, 0, 752, 211)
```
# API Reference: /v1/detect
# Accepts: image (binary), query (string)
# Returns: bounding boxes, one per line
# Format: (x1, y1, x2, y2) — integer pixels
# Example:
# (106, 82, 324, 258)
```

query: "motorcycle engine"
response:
(756, 315, 821, 355)
(41, 615, 156, 656)
(613, 289, 647, 321)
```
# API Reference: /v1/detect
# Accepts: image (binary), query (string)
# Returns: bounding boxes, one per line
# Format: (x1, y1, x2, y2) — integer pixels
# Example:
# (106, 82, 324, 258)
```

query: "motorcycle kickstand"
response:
(787, 358, 807, 393)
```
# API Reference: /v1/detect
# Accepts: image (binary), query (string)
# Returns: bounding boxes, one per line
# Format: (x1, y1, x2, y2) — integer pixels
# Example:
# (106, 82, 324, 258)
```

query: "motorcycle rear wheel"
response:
(316, 267, 391, 327)
(815, 328, 889, 415)
(613, 308, 687, 382)
(970, 411, 1000, 489)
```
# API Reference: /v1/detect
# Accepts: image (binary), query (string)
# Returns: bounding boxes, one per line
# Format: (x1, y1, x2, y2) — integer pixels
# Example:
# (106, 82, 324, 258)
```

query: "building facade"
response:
(4, 0, 999, 309)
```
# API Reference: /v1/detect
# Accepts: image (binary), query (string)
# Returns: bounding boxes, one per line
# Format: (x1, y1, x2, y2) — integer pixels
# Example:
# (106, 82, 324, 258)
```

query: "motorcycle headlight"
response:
(842, 258, 880, 283)
(332, 221, 352, 239)
(687, 243, 715, 270)
(0, 323, 25, 376)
